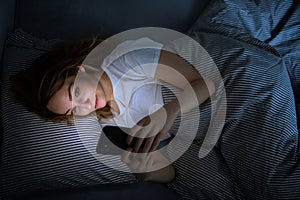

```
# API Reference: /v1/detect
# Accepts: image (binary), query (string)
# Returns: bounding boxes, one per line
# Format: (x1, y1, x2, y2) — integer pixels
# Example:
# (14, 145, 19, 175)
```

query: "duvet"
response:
(166, 0, 300, 199)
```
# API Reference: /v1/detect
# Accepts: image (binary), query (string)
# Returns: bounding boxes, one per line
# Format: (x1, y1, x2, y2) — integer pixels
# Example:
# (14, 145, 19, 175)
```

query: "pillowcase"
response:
(0, 29, 136, 200)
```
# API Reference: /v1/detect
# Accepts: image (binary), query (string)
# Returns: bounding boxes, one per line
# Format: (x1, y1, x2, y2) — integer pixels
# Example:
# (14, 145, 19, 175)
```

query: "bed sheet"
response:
(209, 0, 300, 161)
(168, 0, 300, 199)
(214, 0, 300, 100)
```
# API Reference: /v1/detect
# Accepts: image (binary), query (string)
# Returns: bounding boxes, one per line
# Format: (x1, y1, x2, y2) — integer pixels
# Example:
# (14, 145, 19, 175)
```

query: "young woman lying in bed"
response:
(12, 36, 215, 183)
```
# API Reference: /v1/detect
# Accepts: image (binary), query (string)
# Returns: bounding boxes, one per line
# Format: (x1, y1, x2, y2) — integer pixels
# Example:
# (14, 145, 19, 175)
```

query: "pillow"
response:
(0, 29, 136, 200)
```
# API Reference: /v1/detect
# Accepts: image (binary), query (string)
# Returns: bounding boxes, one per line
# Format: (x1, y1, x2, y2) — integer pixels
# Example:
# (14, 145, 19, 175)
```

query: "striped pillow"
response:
(0, 29, 136, 200)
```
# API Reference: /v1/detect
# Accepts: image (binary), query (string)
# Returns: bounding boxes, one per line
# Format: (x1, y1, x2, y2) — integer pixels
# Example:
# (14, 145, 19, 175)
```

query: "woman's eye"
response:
(74, 86, 80, 97)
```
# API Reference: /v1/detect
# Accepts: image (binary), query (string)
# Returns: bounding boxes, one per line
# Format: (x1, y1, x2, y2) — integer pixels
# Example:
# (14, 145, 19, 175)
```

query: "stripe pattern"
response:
(161, 0, 300, 199)
(2, 0, 300, 198)
(0, 29, 136, 200)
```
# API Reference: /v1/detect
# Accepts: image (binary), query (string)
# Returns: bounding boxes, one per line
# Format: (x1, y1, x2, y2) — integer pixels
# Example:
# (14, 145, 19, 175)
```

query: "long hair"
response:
(12, 36, 114, 125)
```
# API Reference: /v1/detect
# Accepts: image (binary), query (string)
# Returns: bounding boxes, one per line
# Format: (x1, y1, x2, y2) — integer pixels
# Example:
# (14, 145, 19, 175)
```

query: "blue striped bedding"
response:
(169, 32, 300, 199)
(165, 0, 299, 199)
(1, 0, 299, 199)
(0, 30, 137, 200)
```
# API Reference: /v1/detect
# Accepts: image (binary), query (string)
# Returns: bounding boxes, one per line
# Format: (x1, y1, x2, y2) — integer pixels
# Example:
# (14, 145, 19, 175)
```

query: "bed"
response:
(0, 0, 299, 199)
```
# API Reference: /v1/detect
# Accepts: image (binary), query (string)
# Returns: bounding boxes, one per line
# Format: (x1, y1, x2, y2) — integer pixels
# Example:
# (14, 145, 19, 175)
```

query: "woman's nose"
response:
(80, 99, 93, 109)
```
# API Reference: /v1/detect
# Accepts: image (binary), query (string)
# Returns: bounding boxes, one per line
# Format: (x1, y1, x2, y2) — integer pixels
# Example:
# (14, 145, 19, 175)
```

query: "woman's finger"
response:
(133, 137, 143, 153)
(126, 124, 142, 146)
(132, 160, 141, 171)
(122, 150, 142, 171)
(121, 147, 132, 164)
(150, 133, 163, 152)
(137, 153, 151, 172)
(127, 115, 151, 147)
(132, 128, 150, 152)
(145, 154, 154, 172)
(142, 136, 155, 153)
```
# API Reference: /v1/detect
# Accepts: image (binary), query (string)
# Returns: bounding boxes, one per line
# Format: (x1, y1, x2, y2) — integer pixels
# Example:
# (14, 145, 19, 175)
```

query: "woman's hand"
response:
(127, 50, 216, 154)
(126, 102, 178, 153)
(121, 148, 175, 183)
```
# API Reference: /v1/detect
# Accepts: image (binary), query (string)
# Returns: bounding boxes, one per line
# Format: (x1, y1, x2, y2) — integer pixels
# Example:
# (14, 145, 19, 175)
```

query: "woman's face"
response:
(47, 67, 107, 116)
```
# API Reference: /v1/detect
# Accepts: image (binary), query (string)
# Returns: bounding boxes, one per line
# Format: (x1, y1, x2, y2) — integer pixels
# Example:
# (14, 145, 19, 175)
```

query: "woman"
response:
(12, 36, 215, 183)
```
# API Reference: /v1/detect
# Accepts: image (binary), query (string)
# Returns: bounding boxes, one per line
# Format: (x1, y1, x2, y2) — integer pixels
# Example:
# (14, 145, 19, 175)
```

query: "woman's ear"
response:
(77, 65, 86, 72)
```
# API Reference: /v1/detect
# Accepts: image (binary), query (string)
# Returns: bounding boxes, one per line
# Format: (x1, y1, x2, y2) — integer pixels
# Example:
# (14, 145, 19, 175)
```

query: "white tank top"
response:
(100, 38, 171, 140)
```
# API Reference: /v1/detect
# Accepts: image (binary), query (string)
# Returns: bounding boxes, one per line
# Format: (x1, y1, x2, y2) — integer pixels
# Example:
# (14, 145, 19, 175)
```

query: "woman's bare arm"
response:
(127, 49, 215, 152)
(155, 49, 215, 116)
(124, 50, 214, 182)
(122, 149, 175, 183)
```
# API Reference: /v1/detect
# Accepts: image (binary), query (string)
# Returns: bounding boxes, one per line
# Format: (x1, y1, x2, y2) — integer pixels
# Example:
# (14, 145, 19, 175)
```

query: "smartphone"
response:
(96, 126, 171, 155)
(96, 126, 142, 155)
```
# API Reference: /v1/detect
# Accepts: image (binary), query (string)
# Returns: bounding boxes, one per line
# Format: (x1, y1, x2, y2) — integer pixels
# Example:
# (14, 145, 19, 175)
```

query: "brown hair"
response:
(12, 36, 113, 125)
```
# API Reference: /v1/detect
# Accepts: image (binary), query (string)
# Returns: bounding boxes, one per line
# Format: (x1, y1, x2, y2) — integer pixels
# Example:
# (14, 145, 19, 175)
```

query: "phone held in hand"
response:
(96, 126, 140, 155)
(96, 126, 172, 155)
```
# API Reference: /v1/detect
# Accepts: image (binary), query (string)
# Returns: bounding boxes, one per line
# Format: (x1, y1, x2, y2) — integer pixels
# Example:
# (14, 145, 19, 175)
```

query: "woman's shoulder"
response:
(101, 37, 162, 67)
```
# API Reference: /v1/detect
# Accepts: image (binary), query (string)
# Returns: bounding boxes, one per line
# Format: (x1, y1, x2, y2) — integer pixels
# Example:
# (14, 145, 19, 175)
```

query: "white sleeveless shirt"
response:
(100, 38, 169, 141)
